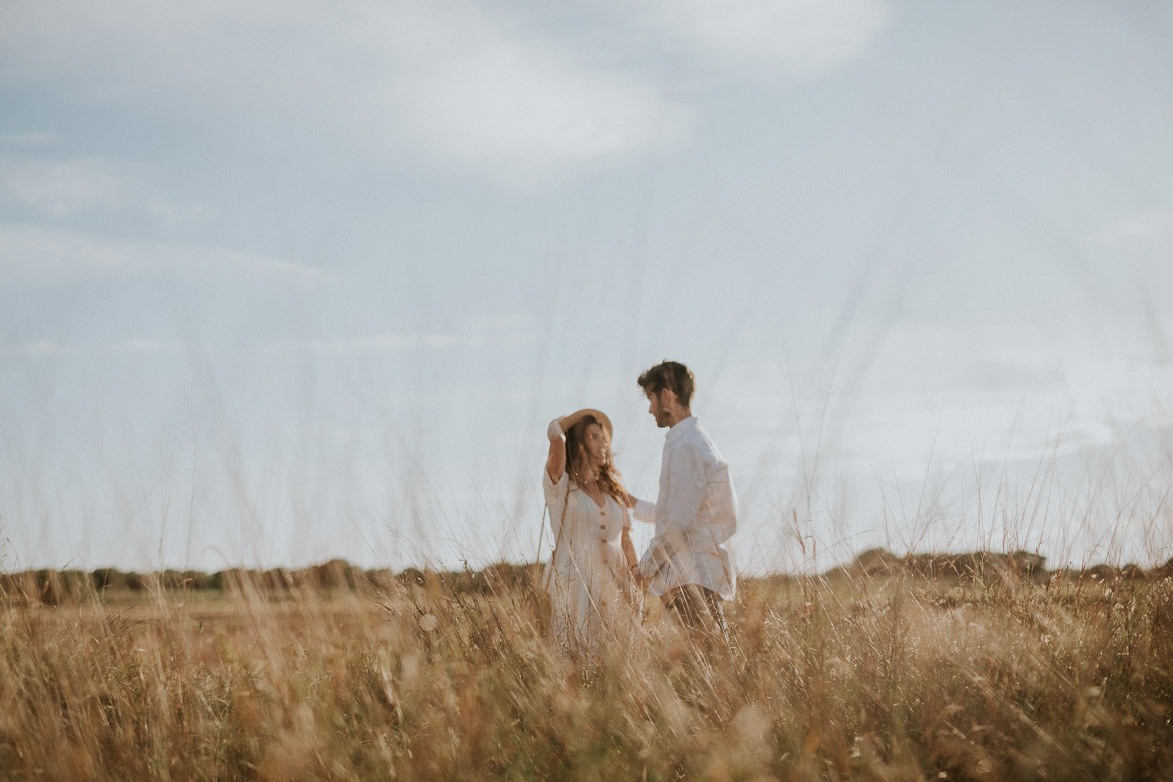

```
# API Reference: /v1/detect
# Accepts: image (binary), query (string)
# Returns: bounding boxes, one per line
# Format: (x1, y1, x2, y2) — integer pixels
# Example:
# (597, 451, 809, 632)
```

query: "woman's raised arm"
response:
(545, 417, 566, 482)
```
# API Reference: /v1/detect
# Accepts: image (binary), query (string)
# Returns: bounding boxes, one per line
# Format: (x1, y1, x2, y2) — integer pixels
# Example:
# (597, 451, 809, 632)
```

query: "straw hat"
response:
(560, 408, 612, 439)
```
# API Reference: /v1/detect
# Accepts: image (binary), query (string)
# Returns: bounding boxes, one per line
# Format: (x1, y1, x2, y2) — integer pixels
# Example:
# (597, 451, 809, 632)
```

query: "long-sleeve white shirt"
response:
(633, 417, 737, 599)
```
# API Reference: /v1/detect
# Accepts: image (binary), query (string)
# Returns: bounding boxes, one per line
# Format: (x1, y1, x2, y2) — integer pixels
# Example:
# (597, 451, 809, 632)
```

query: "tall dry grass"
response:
(1, 566, 1171, 781)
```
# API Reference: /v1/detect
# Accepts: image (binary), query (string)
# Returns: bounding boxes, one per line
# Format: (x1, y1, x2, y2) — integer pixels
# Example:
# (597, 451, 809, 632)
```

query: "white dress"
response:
(542, 469, 632, 654)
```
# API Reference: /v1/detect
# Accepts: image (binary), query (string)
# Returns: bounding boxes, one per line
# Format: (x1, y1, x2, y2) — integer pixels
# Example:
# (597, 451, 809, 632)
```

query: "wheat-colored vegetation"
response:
(2, 553, 1172, 781)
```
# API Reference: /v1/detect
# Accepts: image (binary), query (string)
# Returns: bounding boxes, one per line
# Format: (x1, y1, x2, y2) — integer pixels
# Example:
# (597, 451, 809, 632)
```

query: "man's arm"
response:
(641, 442, 708, 575)
(630, 495, 657, 524)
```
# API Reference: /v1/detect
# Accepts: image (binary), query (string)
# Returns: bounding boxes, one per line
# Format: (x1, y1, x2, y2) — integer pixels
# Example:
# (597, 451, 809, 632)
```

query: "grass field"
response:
(2, 560, 1172, 781)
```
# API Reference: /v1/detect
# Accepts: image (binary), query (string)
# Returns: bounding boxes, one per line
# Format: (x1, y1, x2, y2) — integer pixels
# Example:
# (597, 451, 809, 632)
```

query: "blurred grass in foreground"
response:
(2, 556, 1172, 781)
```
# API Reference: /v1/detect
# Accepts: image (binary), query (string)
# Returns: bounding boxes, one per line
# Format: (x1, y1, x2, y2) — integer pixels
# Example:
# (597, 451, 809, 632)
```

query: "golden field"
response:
(1, 556, 1171, 781)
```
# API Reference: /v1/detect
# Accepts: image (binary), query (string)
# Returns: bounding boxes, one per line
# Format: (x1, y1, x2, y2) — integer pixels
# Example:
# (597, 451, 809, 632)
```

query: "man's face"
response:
(646, 389, 673, 428)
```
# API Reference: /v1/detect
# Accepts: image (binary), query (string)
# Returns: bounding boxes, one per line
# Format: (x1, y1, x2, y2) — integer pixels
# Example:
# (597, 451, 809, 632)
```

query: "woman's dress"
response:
(542, 469, 632, 654)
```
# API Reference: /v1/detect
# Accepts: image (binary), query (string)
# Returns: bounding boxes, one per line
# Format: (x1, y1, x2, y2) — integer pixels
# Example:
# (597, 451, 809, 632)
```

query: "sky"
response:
(3, 0, 1173, 575)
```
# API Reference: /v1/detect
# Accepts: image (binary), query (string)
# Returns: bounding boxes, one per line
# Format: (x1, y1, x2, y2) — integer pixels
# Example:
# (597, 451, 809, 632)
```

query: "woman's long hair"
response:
(565, 415, 628, 504)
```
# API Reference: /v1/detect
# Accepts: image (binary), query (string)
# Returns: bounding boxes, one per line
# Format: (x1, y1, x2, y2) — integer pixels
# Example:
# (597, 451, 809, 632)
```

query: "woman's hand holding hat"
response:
(547, 416, 566, 442)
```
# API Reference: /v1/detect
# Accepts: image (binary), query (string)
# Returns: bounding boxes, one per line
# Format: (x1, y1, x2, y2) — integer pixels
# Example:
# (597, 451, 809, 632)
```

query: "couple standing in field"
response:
(542, 360, 738, 655)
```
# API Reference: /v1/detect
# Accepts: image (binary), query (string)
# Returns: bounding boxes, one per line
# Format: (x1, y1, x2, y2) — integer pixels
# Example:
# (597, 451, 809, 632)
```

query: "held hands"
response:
(630, 565, 647, 589)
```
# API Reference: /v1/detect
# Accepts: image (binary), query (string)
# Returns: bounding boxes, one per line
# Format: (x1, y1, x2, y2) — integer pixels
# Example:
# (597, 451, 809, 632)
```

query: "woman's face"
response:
(581, 422, 610, 467)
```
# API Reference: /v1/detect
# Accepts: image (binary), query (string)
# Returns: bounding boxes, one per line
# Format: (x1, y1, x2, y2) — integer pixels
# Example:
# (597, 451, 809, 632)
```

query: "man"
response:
(626, 360, 737, 641)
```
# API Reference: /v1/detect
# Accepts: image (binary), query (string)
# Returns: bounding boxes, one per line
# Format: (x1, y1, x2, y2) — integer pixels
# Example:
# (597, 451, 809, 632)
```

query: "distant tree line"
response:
(2, 550, 1171, 606)
(0, 559, 540, 606)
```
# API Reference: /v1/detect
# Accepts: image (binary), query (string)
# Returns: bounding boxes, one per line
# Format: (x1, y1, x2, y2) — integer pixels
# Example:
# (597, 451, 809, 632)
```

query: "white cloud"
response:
(630, 0, 890, 76)
(0, 155, 212, 223)
(0, 223, 333, 287)
(264, 325, 535, 354)
(0, 131, 61, 147)
(1105, 210, 1173, 244)
(1089, 210, 1173, 298)
(0, 339, 63, 357)
(375, 5, 687, 182)
(0, 0, 689, 184)
(118, 338, 185, 353)
(0, 156, 130, 217)
(0, 338, 184, 357)
(267, 334, 470, 353)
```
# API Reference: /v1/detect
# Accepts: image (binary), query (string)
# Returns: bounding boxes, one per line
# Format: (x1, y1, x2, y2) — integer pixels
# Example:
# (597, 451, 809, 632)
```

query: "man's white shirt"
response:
(633, 417, 737, 599)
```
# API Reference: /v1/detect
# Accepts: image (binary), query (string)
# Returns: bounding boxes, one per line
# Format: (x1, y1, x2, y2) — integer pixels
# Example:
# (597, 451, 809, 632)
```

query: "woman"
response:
(543, 409, 640, 654)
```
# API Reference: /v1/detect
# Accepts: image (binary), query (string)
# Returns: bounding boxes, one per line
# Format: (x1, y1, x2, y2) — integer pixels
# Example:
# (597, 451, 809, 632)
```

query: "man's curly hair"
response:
(637, 360, 695, 407)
